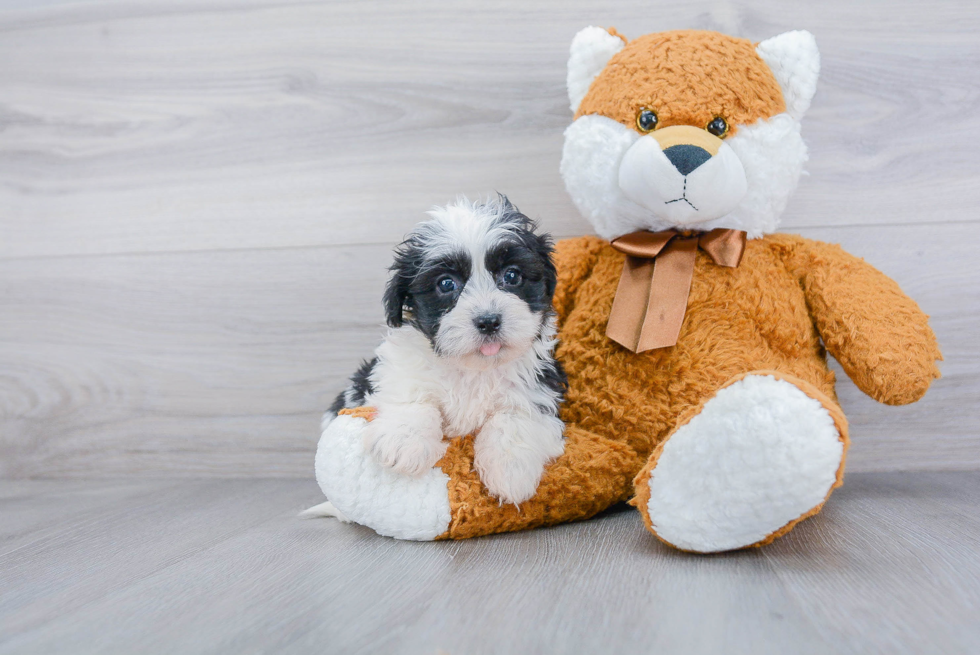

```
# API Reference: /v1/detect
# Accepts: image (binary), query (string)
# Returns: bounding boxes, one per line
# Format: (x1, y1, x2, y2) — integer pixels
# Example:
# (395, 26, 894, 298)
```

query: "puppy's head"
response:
(384, 195, 556, 369)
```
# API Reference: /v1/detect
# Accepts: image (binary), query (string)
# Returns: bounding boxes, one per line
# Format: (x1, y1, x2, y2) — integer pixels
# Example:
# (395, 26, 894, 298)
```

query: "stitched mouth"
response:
(665, 196, 698, 210)
(664, 178, 698, 211)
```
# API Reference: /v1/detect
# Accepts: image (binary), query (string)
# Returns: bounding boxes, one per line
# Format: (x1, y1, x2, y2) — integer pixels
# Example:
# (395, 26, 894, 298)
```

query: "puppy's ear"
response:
(383, 244, 418, 328)
(382, 273, 408, 327)
(533, 230, 558, 299)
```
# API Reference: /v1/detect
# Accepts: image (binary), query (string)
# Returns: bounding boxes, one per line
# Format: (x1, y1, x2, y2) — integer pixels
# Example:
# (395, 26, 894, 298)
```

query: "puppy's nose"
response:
(474, 313, 502, 335)
(663, 144, 712, 176)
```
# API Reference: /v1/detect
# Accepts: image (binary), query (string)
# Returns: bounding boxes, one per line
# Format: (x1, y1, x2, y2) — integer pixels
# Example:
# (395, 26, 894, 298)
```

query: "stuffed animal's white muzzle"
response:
(618, 125, 747, 227)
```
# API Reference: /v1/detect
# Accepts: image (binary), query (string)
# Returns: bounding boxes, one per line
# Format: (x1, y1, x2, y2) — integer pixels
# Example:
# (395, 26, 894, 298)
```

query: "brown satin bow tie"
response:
(606, 228, 747, 352)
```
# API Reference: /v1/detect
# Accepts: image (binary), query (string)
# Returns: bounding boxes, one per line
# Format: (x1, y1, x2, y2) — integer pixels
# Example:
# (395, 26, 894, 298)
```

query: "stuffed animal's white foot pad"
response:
(315, 414, 452, 540)
(643, 374, 844, 553)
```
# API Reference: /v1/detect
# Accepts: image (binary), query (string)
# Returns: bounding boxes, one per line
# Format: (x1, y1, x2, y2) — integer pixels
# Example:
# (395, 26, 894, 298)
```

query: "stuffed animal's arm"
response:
(775, 235, 941, 405)
(552, 236, 608, 326)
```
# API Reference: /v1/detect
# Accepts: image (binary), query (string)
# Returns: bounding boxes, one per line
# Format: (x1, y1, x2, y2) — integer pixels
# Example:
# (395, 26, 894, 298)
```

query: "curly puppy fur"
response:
(327, 196, 568, 506)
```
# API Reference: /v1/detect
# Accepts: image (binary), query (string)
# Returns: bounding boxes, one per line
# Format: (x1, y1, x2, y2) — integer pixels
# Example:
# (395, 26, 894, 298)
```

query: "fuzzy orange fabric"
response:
(337, 406, 377, 421)
(433, 235, 940, 538)
(437, 425, 643, 540)
(575, 30, 786, 135)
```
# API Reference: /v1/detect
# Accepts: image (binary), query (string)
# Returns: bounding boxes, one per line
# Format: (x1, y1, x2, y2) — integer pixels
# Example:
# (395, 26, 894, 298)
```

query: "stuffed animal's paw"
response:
(633, 372, 847, 552)
(315, 412, 451, 540)
(362, 404, 448, 477)
(474, 412, 565, 506)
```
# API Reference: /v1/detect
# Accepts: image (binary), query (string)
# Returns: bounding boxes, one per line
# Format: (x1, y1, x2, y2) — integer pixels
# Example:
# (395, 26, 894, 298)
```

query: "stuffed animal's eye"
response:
(436, 276, 457, 293)
(706, 116, 729, 138)
(501, 268, 523, 286)
(636, 109, 658, 133)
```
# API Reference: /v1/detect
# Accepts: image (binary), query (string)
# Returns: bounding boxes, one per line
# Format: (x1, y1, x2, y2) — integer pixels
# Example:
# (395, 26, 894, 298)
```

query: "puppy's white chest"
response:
(438, 368, 507, 437)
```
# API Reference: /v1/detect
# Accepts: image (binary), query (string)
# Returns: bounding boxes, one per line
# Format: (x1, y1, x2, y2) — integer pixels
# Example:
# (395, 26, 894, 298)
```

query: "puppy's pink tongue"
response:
(480, 342, 502, 357)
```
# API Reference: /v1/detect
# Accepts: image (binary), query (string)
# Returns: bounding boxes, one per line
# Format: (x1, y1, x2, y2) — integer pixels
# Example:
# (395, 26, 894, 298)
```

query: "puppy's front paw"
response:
(474, 413, 565, 506)
(362, 405, 447, 477)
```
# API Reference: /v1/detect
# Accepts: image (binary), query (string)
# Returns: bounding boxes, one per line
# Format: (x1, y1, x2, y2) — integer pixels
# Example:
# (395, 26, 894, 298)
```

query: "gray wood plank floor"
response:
(2, 472, 979, 655)
(1, 0, 979, 479)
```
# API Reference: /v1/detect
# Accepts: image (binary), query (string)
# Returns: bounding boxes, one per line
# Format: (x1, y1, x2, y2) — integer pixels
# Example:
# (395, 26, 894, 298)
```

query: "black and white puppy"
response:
(325, 195, 567, 505)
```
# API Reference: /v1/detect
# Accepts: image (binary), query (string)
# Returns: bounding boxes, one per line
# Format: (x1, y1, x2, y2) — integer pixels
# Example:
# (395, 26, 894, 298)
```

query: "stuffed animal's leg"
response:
(632, 371, 849, 553)
(441, 424, 643, 539)
(314, 409, 642, 540)
(314, 411, 453, 540)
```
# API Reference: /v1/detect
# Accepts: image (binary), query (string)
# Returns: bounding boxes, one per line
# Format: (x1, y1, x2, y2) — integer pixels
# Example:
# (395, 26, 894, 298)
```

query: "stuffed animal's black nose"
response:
(474, 313, 502, 335)
(663, 144, 712, 176)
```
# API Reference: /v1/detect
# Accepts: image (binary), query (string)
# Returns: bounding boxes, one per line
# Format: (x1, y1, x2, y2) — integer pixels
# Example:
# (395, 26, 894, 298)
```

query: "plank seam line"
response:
(1, 219, 977, 263)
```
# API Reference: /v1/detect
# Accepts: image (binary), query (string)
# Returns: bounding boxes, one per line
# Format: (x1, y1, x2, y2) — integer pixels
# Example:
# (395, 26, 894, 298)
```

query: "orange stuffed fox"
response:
(313, 28, 942, 552)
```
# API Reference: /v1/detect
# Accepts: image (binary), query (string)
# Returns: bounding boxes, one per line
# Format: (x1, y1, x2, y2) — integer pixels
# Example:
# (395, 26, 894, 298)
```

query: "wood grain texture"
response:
(1, 473, 979, 654)
(1, 0, 979, 259)
(0, 0, 978, 477)
(1, 223, 974, 478)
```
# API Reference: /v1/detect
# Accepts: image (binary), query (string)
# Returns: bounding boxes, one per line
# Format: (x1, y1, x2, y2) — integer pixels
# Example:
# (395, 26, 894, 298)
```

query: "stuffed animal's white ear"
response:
(756, 30, 820, 120)
(567, 26, 626, 113)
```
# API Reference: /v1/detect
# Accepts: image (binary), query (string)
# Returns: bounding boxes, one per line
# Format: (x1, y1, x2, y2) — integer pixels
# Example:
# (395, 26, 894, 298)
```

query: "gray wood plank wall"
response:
(1, 0, 978, 478)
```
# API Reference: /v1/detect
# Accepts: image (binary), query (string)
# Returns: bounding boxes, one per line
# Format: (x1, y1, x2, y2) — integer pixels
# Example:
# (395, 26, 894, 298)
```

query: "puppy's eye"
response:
(636, 109, 658, 133)
(436, 276, 457, 293)
(501, 268, 523, 287)
(706, 116, 729, 138)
